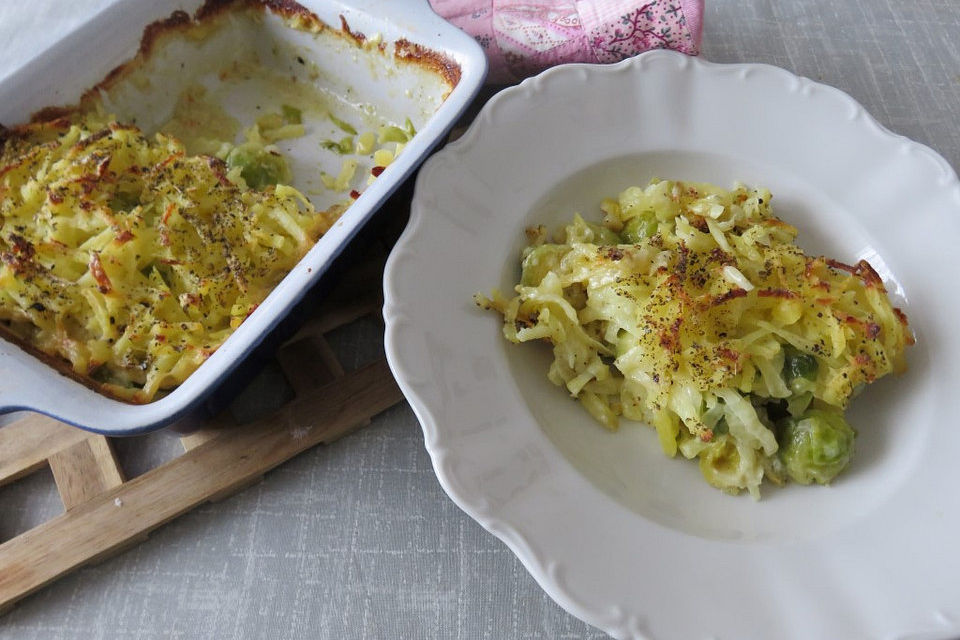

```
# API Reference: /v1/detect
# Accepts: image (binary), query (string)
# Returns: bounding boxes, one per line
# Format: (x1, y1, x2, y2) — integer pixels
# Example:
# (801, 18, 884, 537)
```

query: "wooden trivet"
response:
(0, 259, 403, 614)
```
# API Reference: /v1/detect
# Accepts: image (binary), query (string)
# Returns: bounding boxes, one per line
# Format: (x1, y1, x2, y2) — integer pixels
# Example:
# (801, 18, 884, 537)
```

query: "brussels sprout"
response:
(620, 212, 658, 243)
(777, 409, 855, 484)
(520, 245, 566, 286)
(225, 143, 290, 190)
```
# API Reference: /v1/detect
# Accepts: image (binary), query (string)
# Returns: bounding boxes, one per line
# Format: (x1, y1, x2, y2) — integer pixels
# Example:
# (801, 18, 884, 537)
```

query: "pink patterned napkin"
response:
(430, 0, 704, 83)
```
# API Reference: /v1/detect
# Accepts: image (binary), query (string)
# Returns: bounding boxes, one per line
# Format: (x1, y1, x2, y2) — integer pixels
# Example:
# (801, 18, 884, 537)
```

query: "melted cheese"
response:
(0, 114, 339, 402)
(478, 179, 913, 497)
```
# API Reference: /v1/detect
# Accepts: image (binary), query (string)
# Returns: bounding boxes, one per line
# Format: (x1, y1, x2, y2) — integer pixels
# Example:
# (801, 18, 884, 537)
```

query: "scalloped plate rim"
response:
(384, 50, 960, 640)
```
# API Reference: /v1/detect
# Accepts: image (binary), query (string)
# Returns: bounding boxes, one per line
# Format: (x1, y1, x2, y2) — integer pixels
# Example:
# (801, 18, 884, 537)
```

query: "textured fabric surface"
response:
(1, 1, 959, 638)
(429, 0, 703, 82)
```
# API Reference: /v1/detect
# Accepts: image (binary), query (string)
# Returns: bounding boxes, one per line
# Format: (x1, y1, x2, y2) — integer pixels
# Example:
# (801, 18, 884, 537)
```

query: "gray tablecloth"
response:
(1, 1, 958, 638)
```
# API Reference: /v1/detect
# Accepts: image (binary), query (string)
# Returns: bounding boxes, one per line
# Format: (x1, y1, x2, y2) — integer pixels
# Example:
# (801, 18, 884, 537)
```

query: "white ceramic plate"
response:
(0, 0, 486, 434)
(384, 50, 960, 640)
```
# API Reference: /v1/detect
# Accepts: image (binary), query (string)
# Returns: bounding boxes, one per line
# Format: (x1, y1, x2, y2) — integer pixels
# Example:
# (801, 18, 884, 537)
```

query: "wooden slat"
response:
(281, 292, 380, 349)
(307, 294, 382, 336)
(180, 334, 344, 452)
(203, 476, 266, 505)
(0, 415, 90, 487)
(276, 335, 343, 395)
(0, 359, 403, 611)
(48, 437, 124, 510)
(177, 413, 236, 452)
(178, 432, 216, 452)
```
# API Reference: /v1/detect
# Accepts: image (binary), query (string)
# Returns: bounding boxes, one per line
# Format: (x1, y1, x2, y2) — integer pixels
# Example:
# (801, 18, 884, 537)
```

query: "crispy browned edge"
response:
(22, 0, 461, 126)
(394, 38, 462, 89)
(1, 0, 463, 404)
(0, 322, 140, 402)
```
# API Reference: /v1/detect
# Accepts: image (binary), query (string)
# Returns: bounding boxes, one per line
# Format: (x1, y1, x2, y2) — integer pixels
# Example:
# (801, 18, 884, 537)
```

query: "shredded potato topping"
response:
(477, 179, 913, 497)
(0, 114, 339, 402)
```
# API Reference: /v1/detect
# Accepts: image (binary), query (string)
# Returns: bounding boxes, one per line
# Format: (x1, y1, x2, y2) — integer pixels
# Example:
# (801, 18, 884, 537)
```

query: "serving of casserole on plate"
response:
(0, 0, 486, 433)
(384, 51, 960, 639)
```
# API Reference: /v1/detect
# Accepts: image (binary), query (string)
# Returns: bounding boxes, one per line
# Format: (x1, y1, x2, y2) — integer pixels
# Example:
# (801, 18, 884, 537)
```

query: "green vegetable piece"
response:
(784, 346, 818, 381)
(403, 117, 416, 137)
(282, 104, 303, 124)
(355, 131, 376, 155)
(586, 222, 620, 245)
(330, 114, 357, 135)
(335, 136, 355, 154)
(713, 417, 729, 435)
(225, 143, 290, 190)
(785, 391, 813, 417)
(620, 213, 658, 243)
(520, 245, 566, 286)
(320, 140, 344, 154)
(141, 263, 172, 289)
(109, 192, 140, 212)
(378, 124, 410, 144)
(698, 436, 741, 489)
(777, 409, 855, 485)
(783, 345, 819, 394)
(256, 112, 284, 130)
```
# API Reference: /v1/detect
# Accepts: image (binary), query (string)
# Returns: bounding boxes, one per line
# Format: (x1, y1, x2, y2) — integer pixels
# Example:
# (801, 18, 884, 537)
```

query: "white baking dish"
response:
(0, 0, 486, 434)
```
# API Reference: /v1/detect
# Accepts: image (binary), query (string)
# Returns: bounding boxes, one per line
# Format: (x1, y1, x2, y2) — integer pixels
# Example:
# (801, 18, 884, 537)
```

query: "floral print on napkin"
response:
(430, 0, 704, 82)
